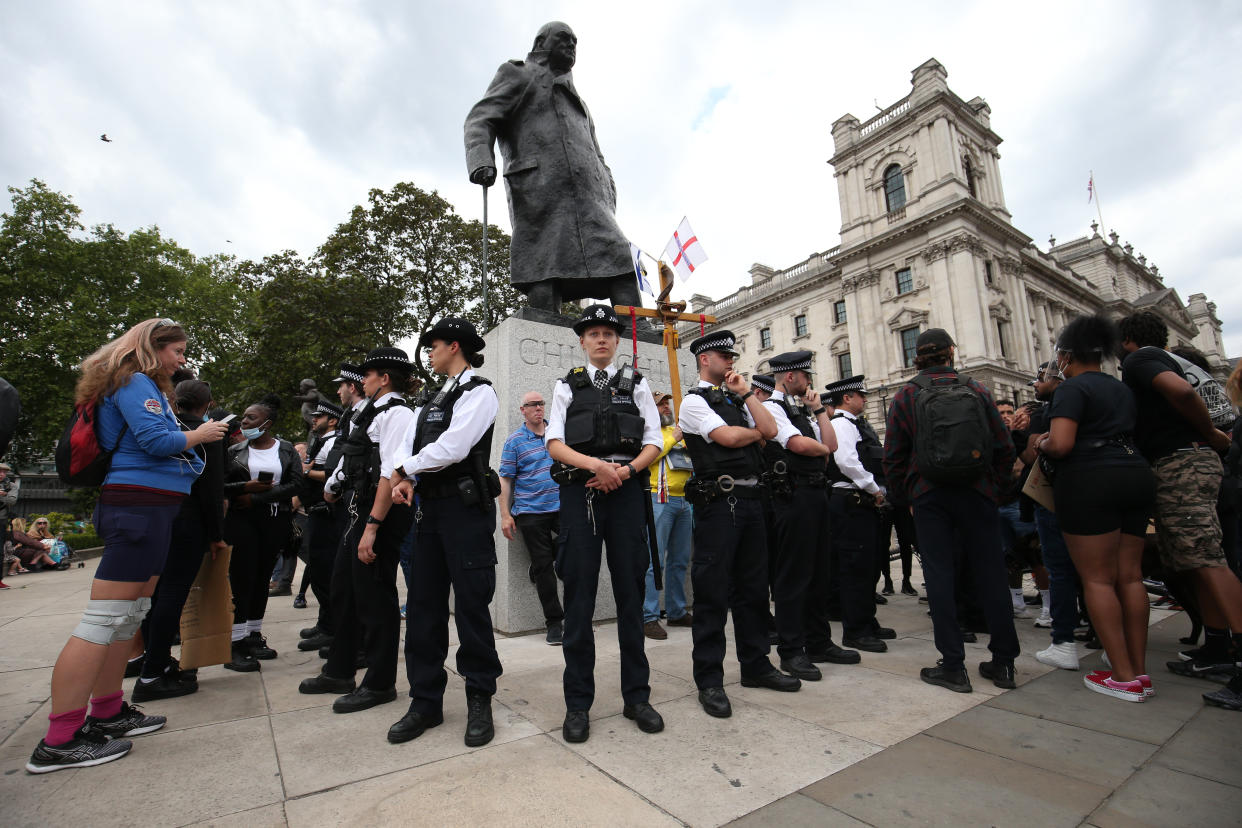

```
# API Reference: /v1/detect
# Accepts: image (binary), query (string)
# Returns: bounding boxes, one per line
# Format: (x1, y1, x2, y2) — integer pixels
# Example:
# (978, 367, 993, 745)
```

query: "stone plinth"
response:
(482, 311, 696, 634)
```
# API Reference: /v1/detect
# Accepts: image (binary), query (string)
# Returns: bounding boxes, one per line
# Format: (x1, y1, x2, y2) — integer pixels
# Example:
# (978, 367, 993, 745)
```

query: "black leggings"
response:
(226, 507, 292, 624)
(141, 509, 208, 677)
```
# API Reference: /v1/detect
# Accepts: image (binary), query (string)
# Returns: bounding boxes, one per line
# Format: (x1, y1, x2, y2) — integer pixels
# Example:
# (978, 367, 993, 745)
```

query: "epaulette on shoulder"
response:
(570, 367, 586, 374)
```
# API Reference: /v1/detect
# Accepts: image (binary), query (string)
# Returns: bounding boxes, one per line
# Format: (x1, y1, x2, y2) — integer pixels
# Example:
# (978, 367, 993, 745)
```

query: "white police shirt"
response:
(546, 362, 663, 457)
(396, 368, 499, 478)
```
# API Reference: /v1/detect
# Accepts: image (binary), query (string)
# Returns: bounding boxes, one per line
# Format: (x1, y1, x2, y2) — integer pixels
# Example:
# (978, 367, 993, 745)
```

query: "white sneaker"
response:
(1033, 608, 1052, 628)
(1036, 641, 1079, 670)
(1012, 606, 1033, 619)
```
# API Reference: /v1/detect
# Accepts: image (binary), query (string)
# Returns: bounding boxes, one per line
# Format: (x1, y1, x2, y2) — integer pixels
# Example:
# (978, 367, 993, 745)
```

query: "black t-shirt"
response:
(1047, 371, 1144, 467)
(1122, 347, 1200, 460)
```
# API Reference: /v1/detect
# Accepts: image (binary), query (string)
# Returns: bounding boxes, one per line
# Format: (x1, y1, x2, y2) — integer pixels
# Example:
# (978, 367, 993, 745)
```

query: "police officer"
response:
(295, 399, 342, 652)
(825, 376, 895, 652)
(546, 304, 665, 743)
(762, 351, 859, 675)
(298, 363, 368, 653)
(679, 331, 799, 719)
(750, 373, 779, 641)
(299, 348, 416, 716)
(387, 318, 504, 748)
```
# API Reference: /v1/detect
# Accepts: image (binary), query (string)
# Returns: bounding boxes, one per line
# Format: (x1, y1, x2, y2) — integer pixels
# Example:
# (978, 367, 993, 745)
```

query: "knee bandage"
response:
(71, 598, 149, 645)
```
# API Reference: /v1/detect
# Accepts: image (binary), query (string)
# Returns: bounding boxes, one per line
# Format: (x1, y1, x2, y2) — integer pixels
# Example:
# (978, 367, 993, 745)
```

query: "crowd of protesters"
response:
(7, 306, 1241, 773)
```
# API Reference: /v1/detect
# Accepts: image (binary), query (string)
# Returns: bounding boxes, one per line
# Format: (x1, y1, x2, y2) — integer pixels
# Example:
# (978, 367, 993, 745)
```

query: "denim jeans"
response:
(1033, 504, 1079, 644)
(998, 501, 1036, 555)
(644, 494, 693, 622)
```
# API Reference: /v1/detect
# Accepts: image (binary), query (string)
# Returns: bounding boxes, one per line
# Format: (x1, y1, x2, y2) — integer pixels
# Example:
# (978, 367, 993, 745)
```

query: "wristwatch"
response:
(740, 390, 755, 402)
(624, 462, 637, 478)
(365, 515, 383, 526)
(812, 408, 826, 416)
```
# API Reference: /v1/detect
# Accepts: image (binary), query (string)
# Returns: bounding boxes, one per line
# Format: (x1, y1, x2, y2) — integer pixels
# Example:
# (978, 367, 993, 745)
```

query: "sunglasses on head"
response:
(154, 318, 179, 329)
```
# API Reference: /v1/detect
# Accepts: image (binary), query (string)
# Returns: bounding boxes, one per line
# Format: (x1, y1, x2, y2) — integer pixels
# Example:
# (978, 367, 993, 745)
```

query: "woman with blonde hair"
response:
(26, 318, 229, 773)
(6, 517, 55, 574)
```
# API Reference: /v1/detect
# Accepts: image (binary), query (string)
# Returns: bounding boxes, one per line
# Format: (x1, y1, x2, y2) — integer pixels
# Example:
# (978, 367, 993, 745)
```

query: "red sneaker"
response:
(0, 581, 9, 589)
(1089, 670, 1154, 697)
(1084, 672, 1145, 702)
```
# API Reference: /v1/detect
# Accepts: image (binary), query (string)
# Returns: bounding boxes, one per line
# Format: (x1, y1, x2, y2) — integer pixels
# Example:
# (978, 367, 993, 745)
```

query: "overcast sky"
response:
(4, 0, 1240, 355)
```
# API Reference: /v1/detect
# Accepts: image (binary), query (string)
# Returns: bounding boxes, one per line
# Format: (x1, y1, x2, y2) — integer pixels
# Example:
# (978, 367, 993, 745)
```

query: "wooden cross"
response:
(615, 262, 716, 416)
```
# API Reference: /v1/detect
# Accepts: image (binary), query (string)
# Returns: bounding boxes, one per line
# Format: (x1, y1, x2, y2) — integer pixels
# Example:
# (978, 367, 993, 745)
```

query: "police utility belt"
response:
(684, 475, 764, 506)
(761, 459, 827, 496)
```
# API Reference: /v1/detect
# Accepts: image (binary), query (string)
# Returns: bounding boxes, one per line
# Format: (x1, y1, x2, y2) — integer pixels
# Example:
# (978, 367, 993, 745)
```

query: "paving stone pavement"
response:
(1, 559, 1236, 827)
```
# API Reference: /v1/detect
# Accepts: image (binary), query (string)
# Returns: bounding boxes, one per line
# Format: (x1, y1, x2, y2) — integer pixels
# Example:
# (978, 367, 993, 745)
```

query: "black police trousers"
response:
(557, 477, 650, 711)
(324, 490, 413, 690)
(912, 487, 1020, 670)
(771, 485, 835, 659)
(827, 491, 881, 639)
(405, 493, 503, 717)
(304, 507, 337, 634)
(691, 497, 775, 688)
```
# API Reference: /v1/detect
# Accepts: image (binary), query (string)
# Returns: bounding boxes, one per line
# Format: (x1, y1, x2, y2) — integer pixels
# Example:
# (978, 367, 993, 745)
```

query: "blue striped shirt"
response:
(499, 423, 559, 515)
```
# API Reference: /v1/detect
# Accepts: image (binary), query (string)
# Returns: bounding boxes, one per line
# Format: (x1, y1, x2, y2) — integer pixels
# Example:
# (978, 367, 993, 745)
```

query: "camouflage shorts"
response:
(1152, 449, 1224, 571)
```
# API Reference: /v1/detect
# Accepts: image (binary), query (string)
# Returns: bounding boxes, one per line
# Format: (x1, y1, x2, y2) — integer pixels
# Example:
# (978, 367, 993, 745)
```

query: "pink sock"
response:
(46, 708, 87, 746)
(90, 690, 124, 721)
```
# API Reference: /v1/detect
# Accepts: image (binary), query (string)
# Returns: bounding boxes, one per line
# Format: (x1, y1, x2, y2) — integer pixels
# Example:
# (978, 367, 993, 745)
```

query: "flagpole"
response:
(1089, 170, 1106, 235)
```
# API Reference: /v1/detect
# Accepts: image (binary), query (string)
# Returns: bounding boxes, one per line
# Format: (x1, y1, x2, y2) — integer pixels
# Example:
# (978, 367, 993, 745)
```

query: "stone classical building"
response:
(683, 59, 1230, 425)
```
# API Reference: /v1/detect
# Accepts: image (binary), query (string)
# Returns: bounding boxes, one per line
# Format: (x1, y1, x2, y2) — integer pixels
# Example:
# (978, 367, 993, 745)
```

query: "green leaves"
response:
(0, 178, 520, 460)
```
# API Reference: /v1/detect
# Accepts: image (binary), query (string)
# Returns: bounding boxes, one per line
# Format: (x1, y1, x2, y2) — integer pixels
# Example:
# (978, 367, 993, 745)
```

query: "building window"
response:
(833, 300, 847, 324)
(794, 314, 808, 337)
(900, 327, 921, 368)
(759, 327, 772, 350)
(963, 156, 977, 197)
(883, 164, 906, 212)
(996, 320, 1009, 358)
(838, 352, 853, 379)
(895, 267, 913, 295)
(984, 260, 994, 285)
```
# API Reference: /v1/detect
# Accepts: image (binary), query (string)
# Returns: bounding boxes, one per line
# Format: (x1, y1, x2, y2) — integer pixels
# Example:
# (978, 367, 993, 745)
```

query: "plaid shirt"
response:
(882, 366, 1015, 503)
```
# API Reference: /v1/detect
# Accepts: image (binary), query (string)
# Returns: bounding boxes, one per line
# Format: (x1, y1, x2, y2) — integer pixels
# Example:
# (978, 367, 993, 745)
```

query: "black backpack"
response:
(910, 373, 993, 484)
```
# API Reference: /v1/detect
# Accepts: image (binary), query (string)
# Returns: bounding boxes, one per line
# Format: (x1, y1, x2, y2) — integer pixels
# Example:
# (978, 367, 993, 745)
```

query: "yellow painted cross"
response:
(615, 262, 716, 416)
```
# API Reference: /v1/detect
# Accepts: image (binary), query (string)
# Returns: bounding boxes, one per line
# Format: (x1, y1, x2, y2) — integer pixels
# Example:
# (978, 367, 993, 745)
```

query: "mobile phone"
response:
(258, 471, 275, 483)
(221, 414, 237, 424)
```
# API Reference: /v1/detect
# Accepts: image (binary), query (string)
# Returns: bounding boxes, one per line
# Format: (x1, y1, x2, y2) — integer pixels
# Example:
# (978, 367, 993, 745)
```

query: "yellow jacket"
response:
(650, 425, 691, 500)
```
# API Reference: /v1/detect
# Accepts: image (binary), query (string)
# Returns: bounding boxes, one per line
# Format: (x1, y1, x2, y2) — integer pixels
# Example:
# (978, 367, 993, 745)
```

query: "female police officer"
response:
(387, 318, 504, 748)
(545, 305, 665, 743)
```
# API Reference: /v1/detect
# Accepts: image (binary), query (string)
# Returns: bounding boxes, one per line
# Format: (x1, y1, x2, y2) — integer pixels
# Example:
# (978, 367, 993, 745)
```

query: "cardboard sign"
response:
(179, 544, 234, 669)
(1021, 462, 1055, 513)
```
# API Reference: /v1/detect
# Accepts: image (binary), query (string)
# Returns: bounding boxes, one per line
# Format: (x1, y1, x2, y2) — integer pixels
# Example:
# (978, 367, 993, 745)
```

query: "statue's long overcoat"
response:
(464, 54, 633, 293)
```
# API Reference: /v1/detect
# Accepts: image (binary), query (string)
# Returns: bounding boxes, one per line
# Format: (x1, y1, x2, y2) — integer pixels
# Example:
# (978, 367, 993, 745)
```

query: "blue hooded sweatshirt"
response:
(96, 372, 202, 494)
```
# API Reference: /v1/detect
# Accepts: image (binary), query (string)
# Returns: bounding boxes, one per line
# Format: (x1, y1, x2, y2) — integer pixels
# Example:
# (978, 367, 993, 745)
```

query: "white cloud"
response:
(3, 0, 1240, 354)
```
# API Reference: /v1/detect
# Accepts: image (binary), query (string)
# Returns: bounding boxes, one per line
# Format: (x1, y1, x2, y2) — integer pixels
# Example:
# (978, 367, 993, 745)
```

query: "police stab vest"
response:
(321, 406, 356, 481)
(826, 412, 885, 486)
(300, 432, 327, 506)
(562, 366, 645, 457)
(681, 386, 763, 479)
(412, 376, 495, 487)
(767, 395, 826, 477)
(339, 397, 406, 496)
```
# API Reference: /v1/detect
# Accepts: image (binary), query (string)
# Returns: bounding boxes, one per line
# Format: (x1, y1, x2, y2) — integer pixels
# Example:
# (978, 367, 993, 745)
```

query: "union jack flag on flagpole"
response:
(663, 217, 707, 283)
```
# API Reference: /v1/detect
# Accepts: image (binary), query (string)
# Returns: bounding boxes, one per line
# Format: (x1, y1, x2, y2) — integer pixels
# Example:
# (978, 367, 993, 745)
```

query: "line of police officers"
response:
(287, 305, 894, 745)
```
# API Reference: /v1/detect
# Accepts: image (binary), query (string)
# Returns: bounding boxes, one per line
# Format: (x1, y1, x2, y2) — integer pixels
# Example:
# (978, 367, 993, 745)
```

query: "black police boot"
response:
(387, 704, 444, 744)
(740, 670, 802, 692)
(623, 702, 664, 734)
(562, 710, 590, 743)
(779, 654, 823, 681)
(698, 687, 732, 718)
(464, 693, 495, 747)
(979, 660, 1017, 689)
(808, 642, 862, 665)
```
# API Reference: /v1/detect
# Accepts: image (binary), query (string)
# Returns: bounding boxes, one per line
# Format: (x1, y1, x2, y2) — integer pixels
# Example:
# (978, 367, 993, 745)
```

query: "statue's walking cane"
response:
(481, 184, 490, 330)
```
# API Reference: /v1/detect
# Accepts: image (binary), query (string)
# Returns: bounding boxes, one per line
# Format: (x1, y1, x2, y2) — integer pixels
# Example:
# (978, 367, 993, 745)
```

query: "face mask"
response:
(202, 414, 211, 423)
(240, 427, 264, 441)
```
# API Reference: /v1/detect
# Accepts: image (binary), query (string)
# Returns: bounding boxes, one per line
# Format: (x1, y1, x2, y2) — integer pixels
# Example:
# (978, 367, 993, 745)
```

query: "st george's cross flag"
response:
(663, 217, 707, 283)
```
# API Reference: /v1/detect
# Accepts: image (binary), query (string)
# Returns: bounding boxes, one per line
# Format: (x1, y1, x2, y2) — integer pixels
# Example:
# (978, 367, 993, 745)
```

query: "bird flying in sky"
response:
(99, 134, 112, 142)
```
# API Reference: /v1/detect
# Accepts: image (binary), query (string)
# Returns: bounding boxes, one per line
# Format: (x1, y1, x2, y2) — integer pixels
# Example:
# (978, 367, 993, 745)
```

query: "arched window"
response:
(963, 155, 977, 197)
(883, 164, 906, 212)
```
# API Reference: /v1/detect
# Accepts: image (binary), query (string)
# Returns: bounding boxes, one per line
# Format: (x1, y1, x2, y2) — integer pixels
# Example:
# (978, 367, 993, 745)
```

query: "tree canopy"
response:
(0, 178, 516, 461)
